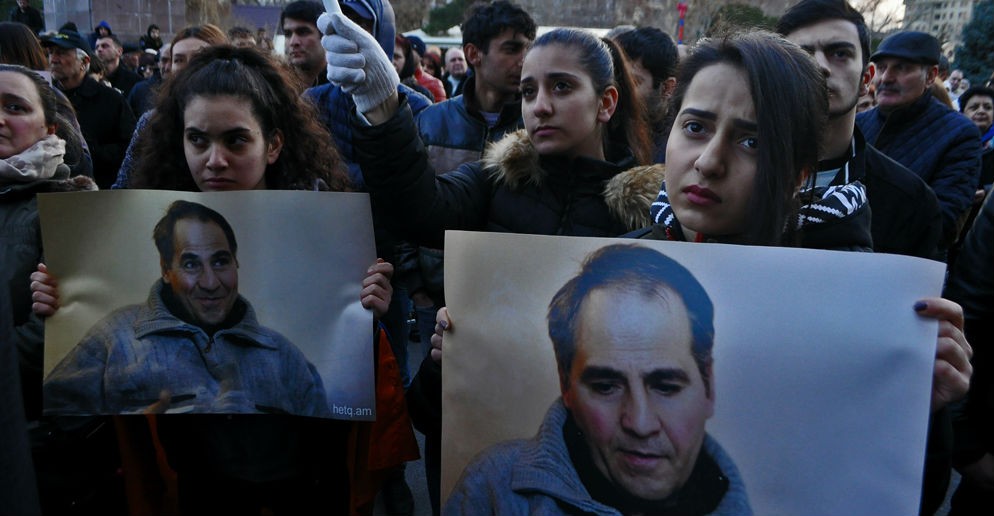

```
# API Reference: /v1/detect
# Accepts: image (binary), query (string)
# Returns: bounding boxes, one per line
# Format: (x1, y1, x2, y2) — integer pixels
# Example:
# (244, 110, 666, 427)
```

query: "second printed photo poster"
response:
(441, 231, 945, 515)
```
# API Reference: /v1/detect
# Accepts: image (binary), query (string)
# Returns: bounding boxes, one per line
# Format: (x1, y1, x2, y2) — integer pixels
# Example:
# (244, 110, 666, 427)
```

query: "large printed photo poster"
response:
(38, 190, 376, 420)
(442, 231, 945, 514)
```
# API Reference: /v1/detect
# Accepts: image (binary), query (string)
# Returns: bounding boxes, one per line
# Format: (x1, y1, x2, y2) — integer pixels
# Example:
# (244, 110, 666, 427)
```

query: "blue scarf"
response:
(981, 125, 994, 149)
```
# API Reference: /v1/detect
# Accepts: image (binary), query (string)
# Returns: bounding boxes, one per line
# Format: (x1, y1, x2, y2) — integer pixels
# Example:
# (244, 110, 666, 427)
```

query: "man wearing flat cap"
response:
(41, 30, 136, 189)
(857, 30, 981, 256)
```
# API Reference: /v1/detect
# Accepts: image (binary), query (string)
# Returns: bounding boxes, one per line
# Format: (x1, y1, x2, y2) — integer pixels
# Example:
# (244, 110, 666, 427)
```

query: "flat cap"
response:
(871, 31, 941, 65)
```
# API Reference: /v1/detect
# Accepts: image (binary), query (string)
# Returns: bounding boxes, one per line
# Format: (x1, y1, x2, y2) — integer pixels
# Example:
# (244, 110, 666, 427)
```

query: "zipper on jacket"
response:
(479, 125, 492, 159)
(204, 335, 214, 353)
(557, 174, 577, 234)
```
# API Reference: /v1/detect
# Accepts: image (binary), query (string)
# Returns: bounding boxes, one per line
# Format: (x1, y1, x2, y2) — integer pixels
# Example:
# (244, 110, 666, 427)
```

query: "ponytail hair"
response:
(601, 36, 653, 165)
(530, 28, 653, 165)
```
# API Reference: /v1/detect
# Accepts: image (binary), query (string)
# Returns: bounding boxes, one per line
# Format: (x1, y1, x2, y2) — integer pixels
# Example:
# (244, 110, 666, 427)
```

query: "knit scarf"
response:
(0, 135, 66, 185)
(649, 180, 869, 239)
(796, 181, 868, 229)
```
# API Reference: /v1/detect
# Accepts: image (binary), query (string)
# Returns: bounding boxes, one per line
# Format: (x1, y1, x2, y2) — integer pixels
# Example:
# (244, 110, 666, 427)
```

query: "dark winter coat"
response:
(60, 75, 136, 188)
(824, 128, 942, 258)
(354, 101, 665, 249)
(857, 90, 981, 248)
(1, 170, 97, 419)
(416, 75, 523, 173)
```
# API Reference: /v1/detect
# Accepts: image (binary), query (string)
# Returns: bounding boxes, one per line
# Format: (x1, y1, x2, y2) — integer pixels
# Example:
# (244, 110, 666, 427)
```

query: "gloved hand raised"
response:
(317, 3, 399, 114)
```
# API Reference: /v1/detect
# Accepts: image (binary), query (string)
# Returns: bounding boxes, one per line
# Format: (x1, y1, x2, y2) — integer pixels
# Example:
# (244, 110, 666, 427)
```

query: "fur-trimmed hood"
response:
(480, 130, 665, 230)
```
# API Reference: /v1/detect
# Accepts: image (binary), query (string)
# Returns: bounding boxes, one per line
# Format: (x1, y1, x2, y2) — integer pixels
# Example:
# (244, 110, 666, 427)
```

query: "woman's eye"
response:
(5, 103, 25, 113)
(683, 121, 705, 135)
(553, 81, 571, 92)
(740, 137, 758, 150)
(520, 86, 535, 98)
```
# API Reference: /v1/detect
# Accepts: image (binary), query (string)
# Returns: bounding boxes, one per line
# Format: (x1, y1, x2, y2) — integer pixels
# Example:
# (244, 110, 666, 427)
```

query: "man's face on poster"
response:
(161, 218, 239, 327)
(562, 287, 714, 501)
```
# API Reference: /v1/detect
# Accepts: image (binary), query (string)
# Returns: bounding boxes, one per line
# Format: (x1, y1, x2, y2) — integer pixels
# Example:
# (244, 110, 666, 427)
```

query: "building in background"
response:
(904, 0, 980, 57)
(40, 0, 296, 43)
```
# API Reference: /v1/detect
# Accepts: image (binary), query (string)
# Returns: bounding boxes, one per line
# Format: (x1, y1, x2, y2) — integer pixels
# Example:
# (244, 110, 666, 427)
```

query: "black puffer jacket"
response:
(354, 99, 665, 249)
(1, 170, 97, 418)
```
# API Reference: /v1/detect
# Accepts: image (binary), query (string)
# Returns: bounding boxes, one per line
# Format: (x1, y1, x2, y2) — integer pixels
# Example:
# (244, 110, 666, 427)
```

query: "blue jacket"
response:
(43, 280, 330, 417)
(445, 399, 752, 515)
(304, 82, 430, 190)
(857, 91, 980, 247)
(415, 75, 524, 173)
(302, 0, 431, 190)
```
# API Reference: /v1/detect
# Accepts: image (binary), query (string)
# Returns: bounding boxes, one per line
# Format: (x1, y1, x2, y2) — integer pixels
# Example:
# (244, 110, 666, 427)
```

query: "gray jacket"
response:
(445, 399, 752, 515)
(44, 280, 330, 417)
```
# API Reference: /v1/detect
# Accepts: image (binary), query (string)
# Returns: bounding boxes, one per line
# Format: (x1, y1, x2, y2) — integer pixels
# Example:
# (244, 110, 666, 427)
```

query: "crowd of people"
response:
(1, 0, 991, 515)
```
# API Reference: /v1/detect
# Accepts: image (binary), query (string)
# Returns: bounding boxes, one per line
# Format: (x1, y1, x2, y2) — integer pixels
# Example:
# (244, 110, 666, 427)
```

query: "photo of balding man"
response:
(44, 200, 330, 416)
(447, 244, 751, 514)
(440, 231, 947, 515)
(38, 190, 378, 420)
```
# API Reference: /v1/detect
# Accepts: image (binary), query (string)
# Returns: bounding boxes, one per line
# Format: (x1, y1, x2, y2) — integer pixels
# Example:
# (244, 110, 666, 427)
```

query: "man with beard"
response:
(778, 0, 942, 259)
(281, 1, 329, 87)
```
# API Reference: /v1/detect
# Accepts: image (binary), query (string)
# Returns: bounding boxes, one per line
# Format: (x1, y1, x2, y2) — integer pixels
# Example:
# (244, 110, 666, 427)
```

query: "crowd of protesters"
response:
(1, 0, 992, 515)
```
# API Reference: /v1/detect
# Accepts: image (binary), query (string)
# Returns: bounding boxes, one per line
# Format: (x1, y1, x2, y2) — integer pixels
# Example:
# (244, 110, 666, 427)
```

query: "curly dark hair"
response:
(131, 45, 349, 191)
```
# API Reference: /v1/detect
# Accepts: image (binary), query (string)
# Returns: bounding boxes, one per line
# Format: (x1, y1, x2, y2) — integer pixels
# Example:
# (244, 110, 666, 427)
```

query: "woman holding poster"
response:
(639, 32, 970, 411)
(336, 25, 664, 246)
(0, 64, 92, 414)
(0, 64, 96, 514)
(31, 46, 411, 514)
(429, 31, 972, 514)
(320, 3, 974, 507)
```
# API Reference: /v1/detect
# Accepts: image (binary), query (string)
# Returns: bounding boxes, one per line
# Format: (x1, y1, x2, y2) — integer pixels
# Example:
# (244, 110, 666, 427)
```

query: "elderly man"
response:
(42, 30, 135, 189)
(447, 244, 751, 515)
(94, 34, 140, 96)
(443, 47, 467, 98)
(856, 31, 980, 254)
(947, 69, 965, 103)
(44, 201, 330, 417)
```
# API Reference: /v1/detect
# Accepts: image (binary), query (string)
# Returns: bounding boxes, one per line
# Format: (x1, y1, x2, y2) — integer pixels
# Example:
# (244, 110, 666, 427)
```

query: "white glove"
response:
(317, 9, 399, 113)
